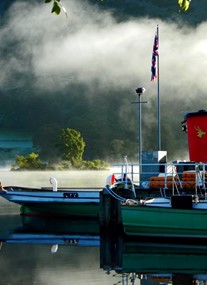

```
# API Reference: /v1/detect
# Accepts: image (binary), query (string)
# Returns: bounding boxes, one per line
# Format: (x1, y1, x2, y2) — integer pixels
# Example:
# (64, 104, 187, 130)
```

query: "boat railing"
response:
(111, 162, 207, 197)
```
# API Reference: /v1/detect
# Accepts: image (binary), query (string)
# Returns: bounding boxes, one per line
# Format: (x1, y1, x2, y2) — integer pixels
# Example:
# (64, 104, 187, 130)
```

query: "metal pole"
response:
(138, 94, 142, 170)
(133, 88, 147, 177)
(132, 87, 147, 180)
(157, 24, 161, 150)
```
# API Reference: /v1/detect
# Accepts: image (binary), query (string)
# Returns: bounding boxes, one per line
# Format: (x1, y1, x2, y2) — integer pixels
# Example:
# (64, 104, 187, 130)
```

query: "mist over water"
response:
(0, 169, 111, 188)
(0, 0, 206, 160)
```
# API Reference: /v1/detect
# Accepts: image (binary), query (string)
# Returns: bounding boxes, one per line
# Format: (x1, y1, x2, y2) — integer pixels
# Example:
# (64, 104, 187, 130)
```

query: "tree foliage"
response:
(56, 128, 85, 165)
(178, 0, 191, 12)
(44, 0, 191, 15)
(32, 126, 109, 170)
(14, 152, 44, 170)
(0, 87, 138, 162)
(76, 159, 108, 170)
(45, 0, 67, 16)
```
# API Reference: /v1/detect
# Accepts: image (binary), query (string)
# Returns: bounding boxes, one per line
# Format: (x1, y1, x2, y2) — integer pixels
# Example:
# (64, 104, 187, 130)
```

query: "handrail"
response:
(111, 162, 207, 193)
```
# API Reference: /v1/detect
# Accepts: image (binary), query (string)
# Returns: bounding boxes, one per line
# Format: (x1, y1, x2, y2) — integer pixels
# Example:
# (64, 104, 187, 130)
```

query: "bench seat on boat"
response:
(149, 176, 178, 189)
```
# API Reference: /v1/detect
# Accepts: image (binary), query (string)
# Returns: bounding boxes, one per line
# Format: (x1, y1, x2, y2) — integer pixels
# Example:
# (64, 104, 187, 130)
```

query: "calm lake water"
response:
(1, 170, 207, 285)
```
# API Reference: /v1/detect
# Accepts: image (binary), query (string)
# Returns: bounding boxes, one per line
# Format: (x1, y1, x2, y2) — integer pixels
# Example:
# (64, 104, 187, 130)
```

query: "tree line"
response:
(12, 127, 109, 170)
(0, 83, 140, 164)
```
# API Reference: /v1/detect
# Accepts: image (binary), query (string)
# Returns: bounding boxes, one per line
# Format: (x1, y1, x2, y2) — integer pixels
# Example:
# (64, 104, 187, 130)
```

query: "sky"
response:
(0, 0, 207, 160)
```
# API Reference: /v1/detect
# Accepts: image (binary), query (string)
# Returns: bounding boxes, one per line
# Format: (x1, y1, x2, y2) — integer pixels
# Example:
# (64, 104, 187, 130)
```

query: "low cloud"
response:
(1, 0, 206, 98)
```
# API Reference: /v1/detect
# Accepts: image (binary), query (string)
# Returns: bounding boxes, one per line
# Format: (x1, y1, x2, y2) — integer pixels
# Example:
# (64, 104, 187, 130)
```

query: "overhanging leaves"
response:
(178, 0, 191, 12)
(45, 0, 68, 17)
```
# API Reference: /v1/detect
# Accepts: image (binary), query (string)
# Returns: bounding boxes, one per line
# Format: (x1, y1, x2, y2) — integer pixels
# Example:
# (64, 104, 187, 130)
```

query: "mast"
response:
(157, 24, 161, 150)
(151, 25, 161, 151)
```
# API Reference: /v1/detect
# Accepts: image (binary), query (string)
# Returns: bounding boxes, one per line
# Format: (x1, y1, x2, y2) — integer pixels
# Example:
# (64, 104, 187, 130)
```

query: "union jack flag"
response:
(151, 31, 159, 81)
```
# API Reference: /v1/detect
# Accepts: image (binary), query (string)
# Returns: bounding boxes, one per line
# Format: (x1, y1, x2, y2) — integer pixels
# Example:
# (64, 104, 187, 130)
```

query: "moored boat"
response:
(105, 110, 207, 239)
(121, 198, 207, 238)
(107, 160, 207, 239)
(0, 177, 101, 218)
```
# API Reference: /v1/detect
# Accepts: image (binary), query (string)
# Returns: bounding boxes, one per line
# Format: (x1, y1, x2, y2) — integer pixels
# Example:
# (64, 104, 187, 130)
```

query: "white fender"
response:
(106, 174, 116, 186)
(50, 177, 58, 191)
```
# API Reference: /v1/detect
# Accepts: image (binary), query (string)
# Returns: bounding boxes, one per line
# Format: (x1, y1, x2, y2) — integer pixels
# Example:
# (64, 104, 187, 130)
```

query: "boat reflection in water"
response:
(0, 215, 100, 250)
(1, 215, 207, 285)
(100, 230, 207, 285)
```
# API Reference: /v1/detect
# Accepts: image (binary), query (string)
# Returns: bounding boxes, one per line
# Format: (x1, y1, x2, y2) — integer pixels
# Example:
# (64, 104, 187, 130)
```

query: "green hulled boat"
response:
(121, 195, 207, 238)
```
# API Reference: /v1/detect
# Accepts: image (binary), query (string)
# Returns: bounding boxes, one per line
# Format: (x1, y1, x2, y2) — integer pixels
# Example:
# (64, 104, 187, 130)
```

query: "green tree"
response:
(77, 159, 109, 170)
(56, 128, 85, 166)
(14, 152, 43, 170)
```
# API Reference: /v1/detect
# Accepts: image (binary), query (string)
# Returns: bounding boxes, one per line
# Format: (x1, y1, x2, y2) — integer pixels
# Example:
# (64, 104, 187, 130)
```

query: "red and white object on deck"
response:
(106, 174, 116, 186)
(185, 110, 207, 162)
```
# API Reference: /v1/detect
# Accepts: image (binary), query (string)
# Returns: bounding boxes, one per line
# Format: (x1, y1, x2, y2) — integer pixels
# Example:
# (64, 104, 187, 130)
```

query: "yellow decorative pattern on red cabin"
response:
(194, 126, 206, 138)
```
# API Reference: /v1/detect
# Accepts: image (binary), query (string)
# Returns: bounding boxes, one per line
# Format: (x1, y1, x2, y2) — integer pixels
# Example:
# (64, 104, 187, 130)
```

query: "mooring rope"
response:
(105, 185, 126, 202)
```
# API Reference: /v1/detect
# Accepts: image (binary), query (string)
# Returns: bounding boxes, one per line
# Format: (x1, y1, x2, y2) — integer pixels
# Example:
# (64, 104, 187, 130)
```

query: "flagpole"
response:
(157, 24, 161, 151)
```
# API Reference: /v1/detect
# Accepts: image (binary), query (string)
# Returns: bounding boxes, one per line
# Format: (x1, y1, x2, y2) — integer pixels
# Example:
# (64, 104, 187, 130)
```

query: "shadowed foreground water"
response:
(0, 213, 120, 285)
